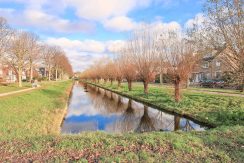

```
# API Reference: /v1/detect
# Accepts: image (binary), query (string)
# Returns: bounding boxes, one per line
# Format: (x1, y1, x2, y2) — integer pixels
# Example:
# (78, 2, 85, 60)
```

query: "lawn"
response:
(89, 81, 244, 127)
(0, 80, 72, 139)
(0, 82, 32, 94)
(0, 80, 243, 162)
(0, 126, 243, 162)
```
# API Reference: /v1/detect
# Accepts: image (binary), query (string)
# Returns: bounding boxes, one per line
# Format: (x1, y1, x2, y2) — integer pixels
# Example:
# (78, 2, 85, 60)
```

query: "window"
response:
(203, 53, 212, 58)
(216, 60, 221, 67)
(202, 62, 209, 68)
(215, 71, 222, 79)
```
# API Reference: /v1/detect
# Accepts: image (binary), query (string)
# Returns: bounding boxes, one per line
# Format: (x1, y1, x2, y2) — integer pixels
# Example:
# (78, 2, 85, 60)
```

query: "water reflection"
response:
(61, 83, 207, 134)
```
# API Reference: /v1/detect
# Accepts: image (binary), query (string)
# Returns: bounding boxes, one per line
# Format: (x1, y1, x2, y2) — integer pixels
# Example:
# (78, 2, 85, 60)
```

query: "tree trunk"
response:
(18, 67, 22, 87)
(143, 81, 149, 94)
(174, 116, 181, 131)
(160, 73, 163, 84)
(55, 68, 58, 81)
(128, 80, 132, 91)
(241, 78, 244, 92)
(118, 80, 121, 88)
(185, 79, 190, 89)
(110, 79, 113, 85)
(48, 66, 51, 81)
(174, 77, 181, 102)
(29, 64, 33, 83)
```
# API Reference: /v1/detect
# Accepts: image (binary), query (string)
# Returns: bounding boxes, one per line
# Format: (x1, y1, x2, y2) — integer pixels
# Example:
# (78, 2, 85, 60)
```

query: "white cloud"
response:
(185, 13, 205, 29)
(103, 16, 138, 32)
(106, 40, 126, 53)
(0, 7, 94, 33)
(151, 21, 182, 31)
(68, 0, 152, 21)
(46, 37, 106, 53)
(45, 37, 125, 71)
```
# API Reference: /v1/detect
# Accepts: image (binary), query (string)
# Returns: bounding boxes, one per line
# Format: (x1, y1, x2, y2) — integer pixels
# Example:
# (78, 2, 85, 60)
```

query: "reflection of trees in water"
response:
(117, 96, 123, 108)
(181, 120, 195, 131)
(87, 85, 126, 114)
(106, 99, 136, 133)
(172, 116, 195, 131)
(96, 87, 101, 94)
(85, 84, 197, 133)
(174, 116, 181, 131)
(135, 105, 155, 132)
(120, 99, 136, 132)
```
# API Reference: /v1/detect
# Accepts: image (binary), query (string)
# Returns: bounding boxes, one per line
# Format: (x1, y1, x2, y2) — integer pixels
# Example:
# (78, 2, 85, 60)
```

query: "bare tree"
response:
(114, 58, 123, 87)
(26, 32, 40, 82)
(118, 45, 137, 91)
(159, 30, 198, 102)
(5, 31, 30, 87)
(129, 27, 160, 94)
(0, 17, 12, 59)
(42, 45, 57, 81)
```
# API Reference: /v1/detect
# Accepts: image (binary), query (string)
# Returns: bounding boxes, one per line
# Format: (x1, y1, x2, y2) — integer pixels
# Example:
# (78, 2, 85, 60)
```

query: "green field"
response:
(0, 80, 243, 162)
(0, 81, 72, 139)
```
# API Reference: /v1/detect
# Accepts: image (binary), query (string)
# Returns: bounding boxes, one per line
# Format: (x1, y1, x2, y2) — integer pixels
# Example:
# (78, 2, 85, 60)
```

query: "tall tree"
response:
(6, 31, 30, 87)
(159, 30, 198, 102)
(129, 27, 160, 94)
(118, 45, 137, 91)
(26, 32, 40, 82)
(42, 45, 57, 81)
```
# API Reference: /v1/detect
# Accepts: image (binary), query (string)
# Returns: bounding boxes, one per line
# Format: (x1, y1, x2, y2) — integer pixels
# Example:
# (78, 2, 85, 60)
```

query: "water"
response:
(61, 82, 208, 134)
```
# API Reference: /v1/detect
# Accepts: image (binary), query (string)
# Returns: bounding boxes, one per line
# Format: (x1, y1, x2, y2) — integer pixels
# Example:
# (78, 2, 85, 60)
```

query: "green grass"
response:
(0, 80, 243, 162)
(0, 82, 32, 94)
(0, 81, 72, 139)
(0, 126, 243, 162)
(90, 82, 244, 127)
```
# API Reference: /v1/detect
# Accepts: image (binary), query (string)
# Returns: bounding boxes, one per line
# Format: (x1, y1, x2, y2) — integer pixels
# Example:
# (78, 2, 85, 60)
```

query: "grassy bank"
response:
(0, 126, 243, 162)
(88, 82, 244, 127)
(0, 80, 72, 139)
(0, 80, 243, 162)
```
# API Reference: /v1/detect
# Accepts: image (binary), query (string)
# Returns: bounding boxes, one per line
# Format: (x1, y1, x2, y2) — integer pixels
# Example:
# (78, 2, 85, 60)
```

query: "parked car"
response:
(199, 80, 225, 88)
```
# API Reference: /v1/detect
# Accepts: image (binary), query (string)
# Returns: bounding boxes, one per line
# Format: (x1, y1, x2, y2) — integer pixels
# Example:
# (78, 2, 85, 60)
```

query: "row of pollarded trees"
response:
(81, 27, 198, 102)
(81, 0, 244, 102)
(0, 17, 73, 87)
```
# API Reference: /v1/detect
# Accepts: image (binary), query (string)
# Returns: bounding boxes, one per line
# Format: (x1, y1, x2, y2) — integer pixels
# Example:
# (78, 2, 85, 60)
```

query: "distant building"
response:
(0, 64, 16, 83)
(191, 54, 231, 83)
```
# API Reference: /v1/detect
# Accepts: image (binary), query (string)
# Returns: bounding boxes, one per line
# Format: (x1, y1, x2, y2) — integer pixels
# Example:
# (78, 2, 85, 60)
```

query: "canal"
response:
(61, 82, 208, 134)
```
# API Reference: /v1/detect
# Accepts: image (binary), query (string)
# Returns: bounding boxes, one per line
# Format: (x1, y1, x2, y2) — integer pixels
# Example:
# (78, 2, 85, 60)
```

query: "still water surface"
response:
(61, 82, 207, 134)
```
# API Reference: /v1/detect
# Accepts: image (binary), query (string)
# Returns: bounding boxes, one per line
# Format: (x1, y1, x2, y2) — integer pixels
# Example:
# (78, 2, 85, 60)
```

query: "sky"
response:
(0, 0, 205, 71)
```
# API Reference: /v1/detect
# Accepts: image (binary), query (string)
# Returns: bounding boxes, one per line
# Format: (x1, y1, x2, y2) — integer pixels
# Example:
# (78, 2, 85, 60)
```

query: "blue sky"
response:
(0, 0, 205, 71)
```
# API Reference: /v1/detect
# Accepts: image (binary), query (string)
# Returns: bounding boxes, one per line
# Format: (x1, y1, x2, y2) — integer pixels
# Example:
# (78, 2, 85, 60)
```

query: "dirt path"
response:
(150, 83, 244, 98)
(0, 87, 38, 97)
(188, 89, 244, 97)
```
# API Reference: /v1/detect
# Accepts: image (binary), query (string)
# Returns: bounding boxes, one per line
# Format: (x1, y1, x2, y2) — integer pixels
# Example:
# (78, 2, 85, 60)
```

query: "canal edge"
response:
(59, 82, 74, 134)
(85, 81, 216, 129)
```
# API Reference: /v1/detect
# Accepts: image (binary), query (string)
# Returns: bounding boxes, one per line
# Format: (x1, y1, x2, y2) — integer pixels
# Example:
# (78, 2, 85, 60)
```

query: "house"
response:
(0, 64, 16, 83)
(190, 54, 230, 84)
